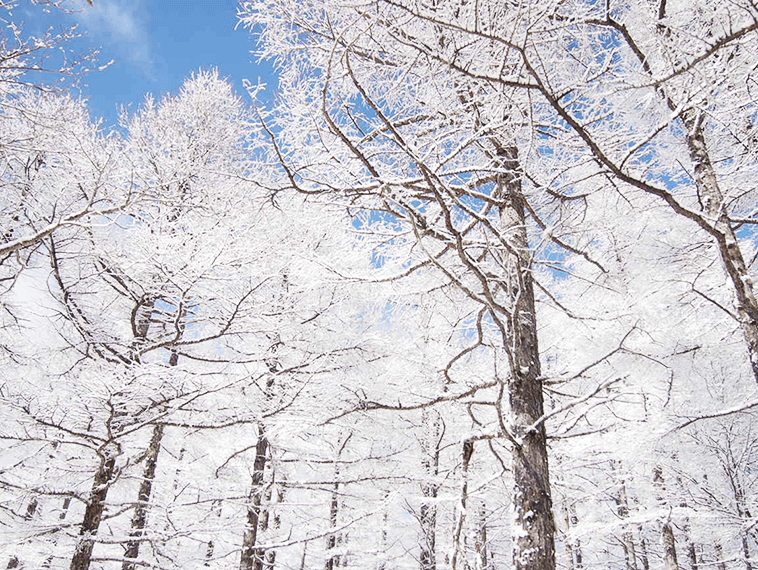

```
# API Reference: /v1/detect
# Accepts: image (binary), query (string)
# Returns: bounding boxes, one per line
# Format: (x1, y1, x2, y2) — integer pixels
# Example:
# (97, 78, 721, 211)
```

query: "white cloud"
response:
(76, 0, 154, 76)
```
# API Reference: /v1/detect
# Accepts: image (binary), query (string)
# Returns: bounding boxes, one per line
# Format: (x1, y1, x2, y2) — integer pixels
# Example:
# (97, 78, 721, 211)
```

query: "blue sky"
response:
(25, 0, 277, 128)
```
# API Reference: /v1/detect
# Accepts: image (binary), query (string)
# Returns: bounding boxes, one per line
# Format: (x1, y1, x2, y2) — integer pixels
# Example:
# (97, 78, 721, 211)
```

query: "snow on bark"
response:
(69, 452, 117, 570)
(239, 423, 270, 570)
(680, 107, 758, 386)
(121, 424, 165, 570)
(497, 145, 556, 570)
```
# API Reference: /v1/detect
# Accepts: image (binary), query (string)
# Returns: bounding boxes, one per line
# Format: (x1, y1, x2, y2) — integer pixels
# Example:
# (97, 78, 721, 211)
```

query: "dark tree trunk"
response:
(496, 145, 556, 570)
(259, 485, 278, 570)
(240, 424, 270, 570)
(121, 423, 165, 570)
(653, 468, 680, 570)
(377, 492, 390, 570)
(733, 479, 754, 570)
(203, 500, 222, 567)
(121, 339, 181, 570)
(475, 507, 490, 570)
(451, 440, 474, 570)
(661, 523, 680, 570)
(69, 452, 117, 570)
(741, 535, 753, 570)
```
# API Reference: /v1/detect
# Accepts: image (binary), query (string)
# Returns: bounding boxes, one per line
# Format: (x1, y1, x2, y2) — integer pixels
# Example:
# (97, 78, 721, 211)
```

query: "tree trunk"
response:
(612, 468, 638, 570)
(121, 423, 165, 570)
(639, 528, 650, 570)
(732, 478, 754, 570)
(239, 341, 281, 570)
(121, 342, 181, 570)
(687, 542, 698, 570)
(205, 541, 215, 567)
(625, 7, 758, 386)
(662, 522, 680, 570)
(680, 107, 758, 385)
(259, 484, 280, 570)
(563, 504, 583, 570)
(377, 492, 390, 570)
(671, 476, 699, 570)
(621, 534, 640, 570)
(475, 506, 489, 570)
(451, 440, 474, 570)
(204, 500, 222, 567)
(653, 468, 680, 570)
(714, 543, 727, 570)
(69, 451, 117, 570)
(240, 424, 270, 570)
(496, 144, 556, 570)
(325, 469, 341, 570)
(419, 478, 438, 570)
(741, 535, 753, 570)
(420, 409, 440, 570)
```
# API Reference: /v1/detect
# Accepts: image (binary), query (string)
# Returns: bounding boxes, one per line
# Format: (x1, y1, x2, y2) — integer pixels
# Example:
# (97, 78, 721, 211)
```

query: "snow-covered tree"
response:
(239, 1, 758, 570)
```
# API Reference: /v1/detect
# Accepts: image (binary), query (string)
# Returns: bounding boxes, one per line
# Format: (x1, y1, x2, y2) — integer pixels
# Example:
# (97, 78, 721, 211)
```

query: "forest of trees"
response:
(1, 0, 757, 569)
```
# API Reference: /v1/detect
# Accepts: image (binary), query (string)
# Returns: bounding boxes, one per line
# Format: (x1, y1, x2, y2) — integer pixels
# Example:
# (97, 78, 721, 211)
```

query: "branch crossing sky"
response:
(25, 0, 276, 127)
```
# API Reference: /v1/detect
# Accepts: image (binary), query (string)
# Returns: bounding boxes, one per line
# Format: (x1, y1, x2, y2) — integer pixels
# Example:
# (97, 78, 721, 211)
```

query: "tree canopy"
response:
(1, 1, 758, 570)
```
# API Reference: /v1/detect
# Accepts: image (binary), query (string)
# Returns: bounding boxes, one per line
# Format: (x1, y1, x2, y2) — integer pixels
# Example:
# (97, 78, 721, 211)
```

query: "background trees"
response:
(2, 1, 758, 569)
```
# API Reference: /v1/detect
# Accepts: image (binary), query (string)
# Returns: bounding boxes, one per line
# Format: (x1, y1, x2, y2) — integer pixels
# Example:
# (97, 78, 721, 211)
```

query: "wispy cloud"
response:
(76, 0, 154, 77)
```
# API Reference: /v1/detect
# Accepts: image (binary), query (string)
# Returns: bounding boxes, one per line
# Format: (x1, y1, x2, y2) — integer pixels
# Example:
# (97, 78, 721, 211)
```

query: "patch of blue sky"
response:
(20, 0, 278, 130)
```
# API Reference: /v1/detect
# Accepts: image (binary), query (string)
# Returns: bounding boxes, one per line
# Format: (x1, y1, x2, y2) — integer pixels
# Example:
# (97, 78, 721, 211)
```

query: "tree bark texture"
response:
(475, 506, 489, 570)
(612, 470, 638, 570)
(419, 409, 440, 570)
(662, 522, 680, 570)
(497, 145, 556, 570)
(325, 470, 341, 570)
(121, 423, 165, 570)
(681, 108, 758, 385)
(240, 424, 270, 570)
(563, 504, 583, 570)
(69, 452, 117, 570)
(451, 440, 474, 570)
(653, 468, 680, 570)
